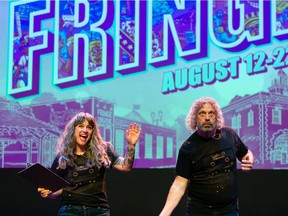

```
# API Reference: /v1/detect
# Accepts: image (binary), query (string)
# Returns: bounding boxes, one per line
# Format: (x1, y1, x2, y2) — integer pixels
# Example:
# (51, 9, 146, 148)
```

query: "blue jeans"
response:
(57, 205, 110, 216)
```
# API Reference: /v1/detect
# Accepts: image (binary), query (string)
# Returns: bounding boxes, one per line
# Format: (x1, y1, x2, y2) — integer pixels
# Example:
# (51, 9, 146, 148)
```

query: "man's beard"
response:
(197, 122, 217, 138)
(198, 122, 216, 132)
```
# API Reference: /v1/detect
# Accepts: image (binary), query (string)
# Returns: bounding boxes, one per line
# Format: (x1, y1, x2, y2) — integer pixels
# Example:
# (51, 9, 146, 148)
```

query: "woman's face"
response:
(74, 119, 93, 149)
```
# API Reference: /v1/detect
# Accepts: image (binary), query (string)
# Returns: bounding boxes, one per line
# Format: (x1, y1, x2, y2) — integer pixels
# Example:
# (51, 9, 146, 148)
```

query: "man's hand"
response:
(241, 150, 254, 172)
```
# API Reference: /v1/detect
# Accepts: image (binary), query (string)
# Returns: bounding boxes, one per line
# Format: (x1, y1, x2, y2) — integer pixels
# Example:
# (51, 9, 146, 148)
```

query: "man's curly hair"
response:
(186, 97, 224, 131)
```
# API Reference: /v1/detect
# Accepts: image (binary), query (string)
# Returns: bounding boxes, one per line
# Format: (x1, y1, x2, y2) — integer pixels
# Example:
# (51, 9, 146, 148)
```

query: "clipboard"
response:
(18, 163, 70, 192)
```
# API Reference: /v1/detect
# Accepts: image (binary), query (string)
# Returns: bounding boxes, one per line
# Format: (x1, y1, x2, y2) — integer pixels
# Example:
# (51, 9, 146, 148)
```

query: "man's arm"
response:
(159, 175, 189, 216)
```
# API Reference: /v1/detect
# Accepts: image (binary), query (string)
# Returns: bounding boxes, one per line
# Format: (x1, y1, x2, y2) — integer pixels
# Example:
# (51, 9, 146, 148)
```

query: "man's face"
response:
(196, 103, 217, 132)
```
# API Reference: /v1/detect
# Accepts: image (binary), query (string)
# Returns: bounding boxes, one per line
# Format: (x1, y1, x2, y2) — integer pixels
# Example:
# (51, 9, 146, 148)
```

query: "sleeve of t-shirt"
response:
(175, 147, 192, 180)
(50, 154, 66, 178)
(51, 155, 59, 172)
(107, 143, 120, 168)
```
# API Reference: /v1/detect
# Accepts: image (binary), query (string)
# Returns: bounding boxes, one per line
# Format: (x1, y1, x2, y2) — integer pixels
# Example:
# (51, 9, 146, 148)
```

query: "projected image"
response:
(1, 0, 288, 169)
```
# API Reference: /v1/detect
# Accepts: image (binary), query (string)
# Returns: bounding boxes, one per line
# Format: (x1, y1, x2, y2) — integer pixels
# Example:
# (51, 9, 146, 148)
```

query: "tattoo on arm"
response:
(114, 157, 125, 167)
(127, 146, 135, 165)
(114, 146, 135, 168)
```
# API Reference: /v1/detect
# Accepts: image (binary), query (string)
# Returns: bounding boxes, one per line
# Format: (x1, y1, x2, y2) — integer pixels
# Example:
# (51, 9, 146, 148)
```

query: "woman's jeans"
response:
(58, 205, 110, 216)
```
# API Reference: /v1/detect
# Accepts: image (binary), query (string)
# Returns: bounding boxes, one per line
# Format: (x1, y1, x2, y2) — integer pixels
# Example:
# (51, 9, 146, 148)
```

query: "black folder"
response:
(18, 163, 70, 192)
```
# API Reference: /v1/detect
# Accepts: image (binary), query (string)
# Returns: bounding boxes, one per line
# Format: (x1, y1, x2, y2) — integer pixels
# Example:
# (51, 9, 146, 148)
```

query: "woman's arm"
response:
(113, 145, 136, 172)
(37, 188, 63, 199)
(113, 123, 141, 172)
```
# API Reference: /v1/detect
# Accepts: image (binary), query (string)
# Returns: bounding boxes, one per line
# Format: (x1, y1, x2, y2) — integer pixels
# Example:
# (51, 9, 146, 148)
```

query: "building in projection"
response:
(222, 69, 288, 169)
(25, 97, 177, 168)
(0, 97, 60, 168)
(115, 106, 176, 168)
(2, 68, 287, 169)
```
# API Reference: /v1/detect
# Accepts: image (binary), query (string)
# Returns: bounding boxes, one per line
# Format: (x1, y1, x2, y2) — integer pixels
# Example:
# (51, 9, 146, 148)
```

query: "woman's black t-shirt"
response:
(51, 145, 119, 209)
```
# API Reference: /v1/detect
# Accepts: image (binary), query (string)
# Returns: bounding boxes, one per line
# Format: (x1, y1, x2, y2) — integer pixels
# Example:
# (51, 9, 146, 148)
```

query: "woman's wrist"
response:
(48, 192, 58, 199)
(127, 143, 135, 148)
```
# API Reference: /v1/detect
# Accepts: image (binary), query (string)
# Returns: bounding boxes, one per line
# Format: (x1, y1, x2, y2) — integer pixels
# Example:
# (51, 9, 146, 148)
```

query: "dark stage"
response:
(2, 168, 287, 216)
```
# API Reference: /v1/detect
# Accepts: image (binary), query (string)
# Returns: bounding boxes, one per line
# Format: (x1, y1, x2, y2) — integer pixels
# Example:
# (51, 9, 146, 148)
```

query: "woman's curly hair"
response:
(186, 97, 224, 131)
(55, 112, 111, 169)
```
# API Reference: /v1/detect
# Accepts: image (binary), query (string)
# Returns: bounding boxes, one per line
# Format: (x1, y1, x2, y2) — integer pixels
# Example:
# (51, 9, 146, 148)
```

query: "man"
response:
(159, 97, 254, 216)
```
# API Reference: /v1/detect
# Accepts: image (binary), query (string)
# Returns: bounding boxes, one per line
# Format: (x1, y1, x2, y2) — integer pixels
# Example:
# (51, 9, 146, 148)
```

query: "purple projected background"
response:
(1, 0, 288, 169)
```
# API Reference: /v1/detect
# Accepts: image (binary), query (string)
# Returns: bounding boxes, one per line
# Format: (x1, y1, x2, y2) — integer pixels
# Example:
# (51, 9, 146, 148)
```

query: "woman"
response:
(38, 112, 141, 216)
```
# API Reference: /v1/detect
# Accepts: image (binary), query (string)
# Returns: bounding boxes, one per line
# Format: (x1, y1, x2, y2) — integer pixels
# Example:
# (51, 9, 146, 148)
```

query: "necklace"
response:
(212, 133, 221, 140)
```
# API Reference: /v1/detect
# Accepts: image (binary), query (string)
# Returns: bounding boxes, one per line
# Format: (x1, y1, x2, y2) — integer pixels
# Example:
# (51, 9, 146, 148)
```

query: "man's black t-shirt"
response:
(176, 127, 248, 214)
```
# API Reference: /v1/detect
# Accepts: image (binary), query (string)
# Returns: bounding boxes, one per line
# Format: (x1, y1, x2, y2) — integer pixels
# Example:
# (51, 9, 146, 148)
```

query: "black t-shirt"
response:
(176, 127, 248, 214)
(51, 144, 120, 209)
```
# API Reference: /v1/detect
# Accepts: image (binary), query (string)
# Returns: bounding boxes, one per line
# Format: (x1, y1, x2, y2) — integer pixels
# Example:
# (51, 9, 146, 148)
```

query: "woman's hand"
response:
(125, 123, 141, 146)
(38, 187, 52, 198)
(37, 188, 62, 199)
